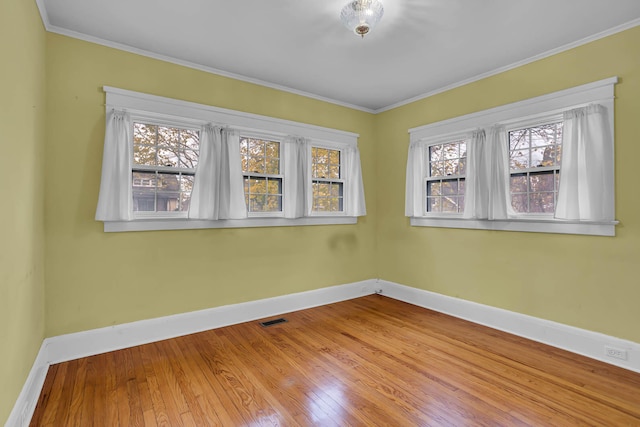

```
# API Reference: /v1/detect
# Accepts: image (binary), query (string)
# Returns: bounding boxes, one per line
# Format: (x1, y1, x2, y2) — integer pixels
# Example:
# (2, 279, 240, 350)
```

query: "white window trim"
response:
(240, 132, 285, 218)
(407, 77, 618, 236)
(309, 144, 346, 215)
(103, 86, 361, 232)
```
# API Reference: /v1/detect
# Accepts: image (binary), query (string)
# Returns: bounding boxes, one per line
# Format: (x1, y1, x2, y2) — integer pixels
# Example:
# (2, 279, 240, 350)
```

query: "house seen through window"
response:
(132, 122, 199, 214)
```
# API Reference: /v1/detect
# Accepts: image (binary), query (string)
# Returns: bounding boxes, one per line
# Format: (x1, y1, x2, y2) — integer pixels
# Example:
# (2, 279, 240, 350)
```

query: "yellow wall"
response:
(0, 0, 46, 423)
(375, 26, 640, 342)
(44, 34, 377, 337)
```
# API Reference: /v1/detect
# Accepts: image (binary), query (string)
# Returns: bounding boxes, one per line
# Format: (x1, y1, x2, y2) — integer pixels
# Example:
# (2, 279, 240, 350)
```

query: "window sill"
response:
(409, 216, 617, 236)
(103, 216, 358, 232)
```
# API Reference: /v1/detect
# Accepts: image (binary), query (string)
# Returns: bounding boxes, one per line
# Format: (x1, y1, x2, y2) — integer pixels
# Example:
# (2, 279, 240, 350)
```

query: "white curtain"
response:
(486, 126, 513, 220)
(462, 130, 487, 219)
(344, 145, 366, 216)
(95, 109, 133, 221)
(555, 104, 614, 222)
(188, 124, 222, 220)
(463, 126, 513, 220)
(188, 126, 247, 220)
(218, 129, 248, 219)
(405, 140, 425, 217)
(283, 137, 310, 218)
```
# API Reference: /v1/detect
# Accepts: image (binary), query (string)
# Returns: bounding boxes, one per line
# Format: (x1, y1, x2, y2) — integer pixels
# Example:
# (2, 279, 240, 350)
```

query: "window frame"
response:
(101, 86, 362, 232)
(129, 114, 203, 220)
(310, 144, 346, 216)
(423, 138, 469, 216)
(239, 132, 285, 217)
(407, 77, 618, 236)
(505, 114, 563, 217)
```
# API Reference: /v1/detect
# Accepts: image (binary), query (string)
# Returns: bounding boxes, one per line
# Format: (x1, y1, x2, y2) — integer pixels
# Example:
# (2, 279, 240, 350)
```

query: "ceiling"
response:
(38, 0, 640, 112)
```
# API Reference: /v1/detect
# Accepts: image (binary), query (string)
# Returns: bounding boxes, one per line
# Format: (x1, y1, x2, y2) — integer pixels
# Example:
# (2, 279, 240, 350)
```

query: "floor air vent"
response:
(260, 318, 288, 327)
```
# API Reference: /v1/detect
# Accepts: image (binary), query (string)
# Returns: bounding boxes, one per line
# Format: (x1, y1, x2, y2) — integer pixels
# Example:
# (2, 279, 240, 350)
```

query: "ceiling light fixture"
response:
(340, 0, 384, 38)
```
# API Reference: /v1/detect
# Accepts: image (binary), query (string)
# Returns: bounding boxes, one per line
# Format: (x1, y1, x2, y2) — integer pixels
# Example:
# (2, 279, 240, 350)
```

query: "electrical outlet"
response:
(604, 346, 628, 361)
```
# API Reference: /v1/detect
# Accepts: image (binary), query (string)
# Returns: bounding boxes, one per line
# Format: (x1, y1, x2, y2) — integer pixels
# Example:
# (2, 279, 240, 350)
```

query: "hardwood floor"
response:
(30, 295, 640, 426)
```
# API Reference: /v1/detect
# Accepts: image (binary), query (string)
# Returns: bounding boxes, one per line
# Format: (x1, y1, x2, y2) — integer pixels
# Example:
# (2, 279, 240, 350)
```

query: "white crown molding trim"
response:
(4, 343, 49, 427)
(36, 4, 639, 116)
(375, 18, 640, 114)
(376, 280, 640, 374)
(41, 25, 375, 114)
(34, 0, 50, 30)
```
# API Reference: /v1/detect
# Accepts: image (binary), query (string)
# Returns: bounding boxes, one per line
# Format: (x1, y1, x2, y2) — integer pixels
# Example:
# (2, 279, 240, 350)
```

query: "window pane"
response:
(158, 147, 179, 167)
(531, 146, 555, 168)
(179, 129, 199, 150)
(180, 192, 191, 212)
(180, 149, 198, 169)
(329, 150, 340, 165)
(510, 149, 529, 170)
(529, 192, 555, 213)
(427, 197, 440, 213)
(330, 183, 343, 197)
(529, 173, 555, 193)
(181, 174, 194, 193)
(510, 175, 527, 193)
(266, 141, 279, 158)
(430, 161, 444, 177)
(267, 178, 282, 195)
(429, 145, 442, 162)
(158, 126, 180, 147)
(266, 195, 282, 212)
(266, 158, 279, 174)
(511, 193, 528, 213)
(248, 138, 265, 157)
(133, 191, 155, 212)
(443, 143, 459, 159)
(329, 165, 340, 180)
(442, 180, 458, 196)
(427, 182, 441, 196)
(134, 123, 157, 145)
(134, 145, 157, 166)
(441, 197, 459, 213)
(249, 194, 266, 212)
(315, 164, 329, 179)
(509, 129, 528, 151)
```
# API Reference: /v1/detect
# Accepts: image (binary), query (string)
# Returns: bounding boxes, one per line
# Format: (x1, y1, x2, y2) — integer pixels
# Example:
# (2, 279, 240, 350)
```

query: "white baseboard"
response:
(377, 279, 640, 373)
(5, 279, 376, 426)
(4, 343, 49, 427)
(8, 277, 640, 426)
(45, 279, 377, 364)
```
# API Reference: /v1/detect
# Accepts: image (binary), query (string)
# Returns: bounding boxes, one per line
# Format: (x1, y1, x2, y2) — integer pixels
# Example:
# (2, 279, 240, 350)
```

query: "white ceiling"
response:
(39, 0, 640, 112)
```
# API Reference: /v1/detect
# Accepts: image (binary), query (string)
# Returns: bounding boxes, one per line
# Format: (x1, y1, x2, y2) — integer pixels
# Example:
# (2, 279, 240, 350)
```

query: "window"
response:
(311, 147, 344, 212)
(508, 121, 562, 214)
(240, 137, 283, 214)
(426, 140, 467, 214)
(406, 77, 617, 236)
(132, 122, 199, 215)
(97, 86, 365, 232)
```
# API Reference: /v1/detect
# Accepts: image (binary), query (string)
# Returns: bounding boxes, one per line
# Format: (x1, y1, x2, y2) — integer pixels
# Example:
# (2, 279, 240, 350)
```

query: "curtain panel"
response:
(95, 110, 133, 221)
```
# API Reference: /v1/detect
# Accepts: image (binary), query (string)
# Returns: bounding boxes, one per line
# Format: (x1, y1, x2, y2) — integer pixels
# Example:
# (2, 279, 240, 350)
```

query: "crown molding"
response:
(375, 18, 640, 114)
(34, 5, 640, 115)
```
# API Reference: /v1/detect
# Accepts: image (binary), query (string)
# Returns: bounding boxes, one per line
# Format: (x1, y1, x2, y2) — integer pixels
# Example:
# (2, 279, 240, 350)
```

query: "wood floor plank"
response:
(30, 295, 640, 426)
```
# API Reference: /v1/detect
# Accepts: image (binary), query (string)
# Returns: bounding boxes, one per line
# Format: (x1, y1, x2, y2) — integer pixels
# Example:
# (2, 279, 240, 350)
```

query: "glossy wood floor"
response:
(30, 295, 640, 426)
